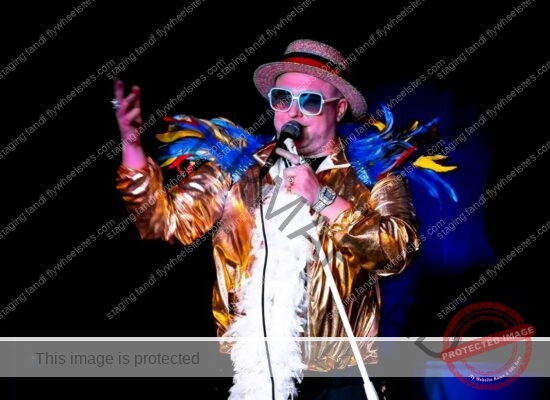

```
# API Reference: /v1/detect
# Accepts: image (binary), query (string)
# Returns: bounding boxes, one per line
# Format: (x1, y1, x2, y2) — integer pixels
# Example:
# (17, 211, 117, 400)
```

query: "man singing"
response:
(113, 39, 422, 399)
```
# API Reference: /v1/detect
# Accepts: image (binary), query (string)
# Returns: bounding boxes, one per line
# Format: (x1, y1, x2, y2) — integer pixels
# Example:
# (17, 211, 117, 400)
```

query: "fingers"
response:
(282, 167, 320, 204)
(132, 85, 141, 110)
(124, 108, 143, 127)
(114, 79, 141, 113)
(283, 168, 295, 179)
(114, 78, 125, 102)
(114, 80, 142, 131)
(124, 86, 141, 109)
(283, 166, 303, 182)
(117, 107, 142, 129)
(113, 79, 143, 147)
(275, 148, 300, 164)
(283, 168, 296, 192)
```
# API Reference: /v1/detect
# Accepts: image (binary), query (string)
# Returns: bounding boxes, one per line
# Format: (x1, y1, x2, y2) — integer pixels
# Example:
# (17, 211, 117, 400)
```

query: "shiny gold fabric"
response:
(116, 139, 420, 371)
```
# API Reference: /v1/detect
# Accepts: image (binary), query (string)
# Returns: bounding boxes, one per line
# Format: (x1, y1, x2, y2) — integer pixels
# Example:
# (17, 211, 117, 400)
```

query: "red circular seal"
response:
(440, 301, 535, 390)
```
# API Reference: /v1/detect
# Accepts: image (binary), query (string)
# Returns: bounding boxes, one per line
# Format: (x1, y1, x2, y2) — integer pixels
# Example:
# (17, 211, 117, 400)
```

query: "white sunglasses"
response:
(268, 87, 342, 116)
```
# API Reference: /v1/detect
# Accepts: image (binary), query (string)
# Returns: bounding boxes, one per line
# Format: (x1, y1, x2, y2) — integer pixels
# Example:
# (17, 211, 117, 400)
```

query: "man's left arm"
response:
(324, 174, 420, 275)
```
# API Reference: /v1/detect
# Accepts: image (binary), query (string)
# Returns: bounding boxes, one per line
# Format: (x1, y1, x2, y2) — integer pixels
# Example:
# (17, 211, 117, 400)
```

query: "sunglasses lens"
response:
(299, 92, 323, 115)
(269, 89, 292, 111)
(268, 89, 325, 115)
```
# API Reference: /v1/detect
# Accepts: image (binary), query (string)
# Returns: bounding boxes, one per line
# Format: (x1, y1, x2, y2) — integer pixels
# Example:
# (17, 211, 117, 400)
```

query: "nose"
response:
(287, 98, 302, 118)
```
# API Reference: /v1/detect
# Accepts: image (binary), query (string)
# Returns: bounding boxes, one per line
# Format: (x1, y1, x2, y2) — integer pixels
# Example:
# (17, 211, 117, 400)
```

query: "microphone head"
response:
(279, 120, 302, 140)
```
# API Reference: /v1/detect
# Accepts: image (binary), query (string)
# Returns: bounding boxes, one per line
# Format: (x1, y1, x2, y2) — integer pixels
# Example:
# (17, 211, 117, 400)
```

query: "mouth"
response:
(295, 127, 307, 141)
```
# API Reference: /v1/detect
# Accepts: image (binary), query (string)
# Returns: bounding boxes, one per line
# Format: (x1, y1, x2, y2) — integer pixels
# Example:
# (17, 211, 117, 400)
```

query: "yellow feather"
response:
(372, 121, 386, 131)
(423, 154, 447, 161)
(159, 157, 177, 168)
(155, 130, 204, 143)
(413, 155, 457, 172)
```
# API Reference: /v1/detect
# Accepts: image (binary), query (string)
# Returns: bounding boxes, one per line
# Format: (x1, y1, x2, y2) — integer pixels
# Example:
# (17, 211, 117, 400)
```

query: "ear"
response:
(336, 99, 348, 122)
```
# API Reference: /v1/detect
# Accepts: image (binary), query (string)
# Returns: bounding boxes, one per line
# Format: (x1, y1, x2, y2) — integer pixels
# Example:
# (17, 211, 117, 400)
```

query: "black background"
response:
(1, 0, 548, 398)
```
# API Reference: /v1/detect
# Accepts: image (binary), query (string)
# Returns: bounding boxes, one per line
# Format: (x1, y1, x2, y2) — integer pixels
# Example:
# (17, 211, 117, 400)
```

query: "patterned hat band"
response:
(282, 52, 350, 80)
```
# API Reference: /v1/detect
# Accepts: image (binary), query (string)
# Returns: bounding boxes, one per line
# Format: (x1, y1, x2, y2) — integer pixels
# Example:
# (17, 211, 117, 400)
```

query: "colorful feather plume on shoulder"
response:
(154, 108, 457, 203)
(155, 114, 271, 183)
(338, 105, 458, 203)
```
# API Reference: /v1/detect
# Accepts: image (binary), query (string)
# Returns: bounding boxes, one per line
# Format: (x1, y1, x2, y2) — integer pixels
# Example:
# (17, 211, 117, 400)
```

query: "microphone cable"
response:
(257, 123, 300, 400)
(258, 171, 276, 400)
(258, 140, 293, 400)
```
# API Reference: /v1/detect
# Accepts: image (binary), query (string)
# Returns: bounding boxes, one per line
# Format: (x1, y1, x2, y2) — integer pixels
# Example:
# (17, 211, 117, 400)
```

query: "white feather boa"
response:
(227, 158, 319, 400)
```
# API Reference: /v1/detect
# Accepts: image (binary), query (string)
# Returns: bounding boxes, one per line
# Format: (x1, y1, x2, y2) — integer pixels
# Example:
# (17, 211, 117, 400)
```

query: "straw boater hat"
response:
(253, 39, 368, 118)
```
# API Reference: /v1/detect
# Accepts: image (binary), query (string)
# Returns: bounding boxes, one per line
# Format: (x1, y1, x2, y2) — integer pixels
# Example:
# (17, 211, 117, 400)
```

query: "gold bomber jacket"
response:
(116, 139, 420, 371)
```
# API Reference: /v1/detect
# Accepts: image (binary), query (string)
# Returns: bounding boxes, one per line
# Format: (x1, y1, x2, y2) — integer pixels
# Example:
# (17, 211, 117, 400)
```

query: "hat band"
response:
(283, 52, 349, 80)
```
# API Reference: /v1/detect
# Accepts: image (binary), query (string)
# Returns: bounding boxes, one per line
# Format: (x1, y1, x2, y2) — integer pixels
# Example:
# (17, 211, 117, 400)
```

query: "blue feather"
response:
(408, 168, 458, 204)
(338, 105, 458, 203)
(155, 108, 458, 203)
(156, 115, 270, 183)
(157, 139, 216, 162)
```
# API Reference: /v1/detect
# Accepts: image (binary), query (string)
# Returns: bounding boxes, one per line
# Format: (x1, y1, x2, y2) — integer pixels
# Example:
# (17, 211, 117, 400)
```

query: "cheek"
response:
(273, 114, 287, 132)
(324, 106, 339, 121)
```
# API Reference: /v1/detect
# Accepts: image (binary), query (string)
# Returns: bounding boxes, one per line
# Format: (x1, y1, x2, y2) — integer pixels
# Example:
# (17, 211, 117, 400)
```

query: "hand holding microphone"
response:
(259, 120, 303, 180)
(261, 122, 322, 205)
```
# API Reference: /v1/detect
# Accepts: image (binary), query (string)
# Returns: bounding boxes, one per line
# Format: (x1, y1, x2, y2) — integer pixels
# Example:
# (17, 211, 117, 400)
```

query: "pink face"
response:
(272, 72, 348, 156)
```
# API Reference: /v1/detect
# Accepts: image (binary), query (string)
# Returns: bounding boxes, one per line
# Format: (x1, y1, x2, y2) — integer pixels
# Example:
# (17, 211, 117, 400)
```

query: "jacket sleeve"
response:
(327, 174, 420, 274)
(115, 156, 231, 245)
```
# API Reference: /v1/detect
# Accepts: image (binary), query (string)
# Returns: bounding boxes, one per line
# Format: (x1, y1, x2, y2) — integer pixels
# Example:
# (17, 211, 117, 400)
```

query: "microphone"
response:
(259, 120, 302, 180)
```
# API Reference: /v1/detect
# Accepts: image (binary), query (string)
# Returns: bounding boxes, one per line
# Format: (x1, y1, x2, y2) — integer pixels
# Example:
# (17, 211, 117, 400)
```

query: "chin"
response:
(294, 141, 307, 153)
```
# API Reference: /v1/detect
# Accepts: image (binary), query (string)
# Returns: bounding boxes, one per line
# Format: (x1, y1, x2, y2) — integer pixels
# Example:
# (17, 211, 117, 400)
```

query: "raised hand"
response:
(113, 79, 147, 169)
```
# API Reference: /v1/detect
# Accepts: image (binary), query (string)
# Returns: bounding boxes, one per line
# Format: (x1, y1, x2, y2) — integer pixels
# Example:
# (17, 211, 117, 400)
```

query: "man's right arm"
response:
(116, 157, 231, 245)
(112, 80, 230, 244)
